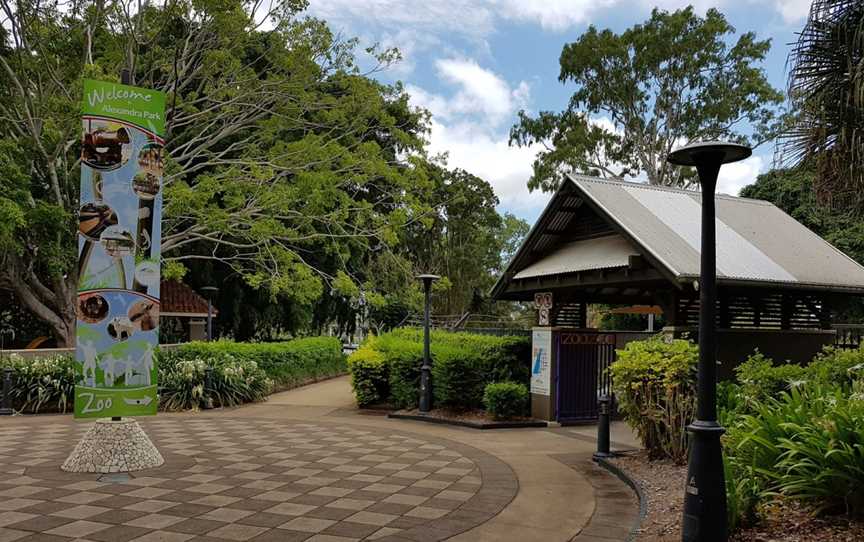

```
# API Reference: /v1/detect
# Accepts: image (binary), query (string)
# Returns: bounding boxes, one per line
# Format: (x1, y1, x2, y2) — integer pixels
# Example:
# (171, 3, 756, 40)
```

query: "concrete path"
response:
(239, 377, 639, 541)
(0, 377, 639, 542)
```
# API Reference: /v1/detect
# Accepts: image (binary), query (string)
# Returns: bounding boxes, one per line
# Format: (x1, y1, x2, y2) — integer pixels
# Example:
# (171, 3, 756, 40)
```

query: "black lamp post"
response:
(416, 274, 439, 413)
(201, 286, 219, 342)
(668, 141, 751, 542)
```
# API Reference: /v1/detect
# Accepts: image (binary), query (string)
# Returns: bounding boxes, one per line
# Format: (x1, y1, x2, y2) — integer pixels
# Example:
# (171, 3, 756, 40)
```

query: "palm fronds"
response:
(779, 0, 864, 210)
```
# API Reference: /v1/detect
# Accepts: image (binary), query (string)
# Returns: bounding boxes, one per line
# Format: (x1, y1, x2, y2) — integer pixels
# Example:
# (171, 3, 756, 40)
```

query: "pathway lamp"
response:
(416, 274, 440, 413)
(667, 141, 751, 542)
(201, 286, 219, 342)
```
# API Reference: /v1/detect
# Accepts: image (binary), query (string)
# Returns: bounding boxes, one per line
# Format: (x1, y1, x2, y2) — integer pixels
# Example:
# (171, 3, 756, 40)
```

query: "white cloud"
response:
(496, 0, 618, 31)
(407, 58, 530, 127)
(773, 0, 812, 23)
(426, 119, 550, 214)
(717, 154, 765, 196)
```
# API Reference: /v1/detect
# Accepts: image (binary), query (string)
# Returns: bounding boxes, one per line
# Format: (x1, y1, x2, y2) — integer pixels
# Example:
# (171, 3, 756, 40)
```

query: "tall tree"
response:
(779, 0, 864, 210)
(0, 0, 432, 345)
(510, 7, 783, 192)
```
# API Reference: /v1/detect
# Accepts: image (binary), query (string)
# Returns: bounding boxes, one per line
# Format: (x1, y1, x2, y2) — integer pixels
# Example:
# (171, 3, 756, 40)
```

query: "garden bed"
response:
(388, 407, 547, 429)
(610, 451, 864, 542)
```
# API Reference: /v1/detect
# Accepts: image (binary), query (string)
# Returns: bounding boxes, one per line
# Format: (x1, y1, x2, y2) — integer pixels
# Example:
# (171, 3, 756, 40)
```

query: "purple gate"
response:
(556, 331, 616, 422)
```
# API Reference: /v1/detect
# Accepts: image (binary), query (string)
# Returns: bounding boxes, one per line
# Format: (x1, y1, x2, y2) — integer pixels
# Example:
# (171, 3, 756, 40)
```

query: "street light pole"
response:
(416, 274, 439, 413)
(668, 141, 751, 542)
(201, 286, 218, 342)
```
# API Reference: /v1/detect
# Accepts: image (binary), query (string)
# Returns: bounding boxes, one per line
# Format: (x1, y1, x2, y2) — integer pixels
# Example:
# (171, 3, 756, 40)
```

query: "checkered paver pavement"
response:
(0, 417, 517, 542)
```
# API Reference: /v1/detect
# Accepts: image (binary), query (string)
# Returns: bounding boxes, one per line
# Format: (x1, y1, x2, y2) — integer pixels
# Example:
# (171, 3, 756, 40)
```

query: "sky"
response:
(306, 0, 813, 222)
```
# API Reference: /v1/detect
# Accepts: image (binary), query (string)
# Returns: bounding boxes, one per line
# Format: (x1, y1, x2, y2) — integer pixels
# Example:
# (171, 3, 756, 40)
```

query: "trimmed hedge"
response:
(483, 381, 529, 420)
(2, 336, 346, 413)
(164, 337, 346, 390)
(347, 328, 530, 411)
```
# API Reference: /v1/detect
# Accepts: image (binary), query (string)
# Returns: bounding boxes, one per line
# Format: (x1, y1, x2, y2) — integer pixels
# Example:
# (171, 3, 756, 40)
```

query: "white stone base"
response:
(61, 418, 164, 473)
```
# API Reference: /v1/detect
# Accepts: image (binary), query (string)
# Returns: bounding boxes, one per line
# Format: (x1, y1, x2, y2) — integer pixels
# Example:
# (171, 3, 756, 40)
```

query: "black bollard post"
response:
(203, 367, 214, 409)
(593, 394, 612, 460)
(1, 367, 14, 415)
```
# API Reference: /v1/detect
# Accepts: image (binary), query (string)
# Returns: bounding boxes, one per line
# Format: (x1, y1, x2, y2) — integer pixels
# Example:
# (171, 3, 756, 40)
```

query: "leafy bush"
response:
(483, 381, 528, 420)
(724, 454, 761, 531)
(726, 382, 864, 517)
(158, 350, 272, 410)
(347, 343, 388, 406)
(808, 346, 864, 390)
(609, 336, 698, 463)
(2, 353, 75, 413)
(346, 328, 530, 410)
(166, 337, 345, 389)
(735, 351, 806, 407)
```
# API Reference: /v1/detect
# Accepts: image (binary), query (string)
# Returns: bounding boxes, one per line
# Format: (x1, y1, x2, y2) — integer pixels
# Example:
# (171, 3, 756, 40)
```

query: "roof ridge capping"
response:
(566, 173, 773, 205)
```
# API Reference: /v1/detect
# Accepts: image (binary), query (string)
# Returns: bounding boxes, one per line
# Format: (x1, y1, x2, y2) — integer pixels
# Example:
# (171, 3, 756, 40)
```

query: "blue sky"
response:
(307, 0, 813, 222)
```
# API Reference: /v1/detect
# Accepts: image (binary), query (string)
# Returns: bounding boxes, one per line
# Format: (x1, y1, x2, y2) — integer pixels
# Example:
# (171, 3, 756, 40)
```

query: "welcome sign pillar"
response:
(63, 79, 166, 473)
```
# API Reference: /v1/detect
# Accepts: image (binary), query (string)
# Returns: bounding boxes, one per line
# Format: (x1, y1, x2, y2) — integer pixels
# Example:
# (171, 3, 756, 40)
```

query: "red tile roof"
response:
(160, 280, 218, 315)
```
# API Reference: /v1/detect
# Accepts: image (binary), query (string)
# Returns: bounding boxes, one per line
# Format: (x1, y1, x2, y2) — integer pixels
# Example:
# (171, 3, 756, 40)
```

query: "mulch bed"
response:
(610, 451, 864, 542)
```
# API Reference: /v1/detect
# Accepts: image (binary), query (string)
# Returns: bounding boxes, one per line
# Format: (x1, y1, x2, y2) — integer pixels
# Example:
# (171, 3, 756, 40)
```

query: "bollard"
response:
(593, 394, 612, 460)
(203, 367, 214, 410)
(1, 367, 14, 415)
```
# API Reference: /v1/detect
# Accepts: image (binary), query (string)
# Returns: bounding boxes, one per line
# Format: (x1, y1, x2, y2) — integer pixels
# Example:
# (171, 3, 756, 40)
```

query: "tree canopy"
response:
(0, 0, 527, 345)
(509, 7, 783, 192)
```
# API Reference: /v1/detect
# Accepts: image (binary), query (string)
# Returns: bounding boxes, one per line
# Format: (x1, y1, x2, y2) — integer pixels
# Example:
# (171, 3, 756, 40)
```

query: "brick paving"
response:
(0, 417, 517, 542)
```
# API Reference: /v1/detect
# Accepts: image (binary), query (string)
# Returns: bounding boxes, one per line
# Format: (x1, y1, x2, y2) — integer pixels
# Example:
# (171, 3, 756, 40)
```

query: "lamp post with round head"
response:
(201, 286, 219, 342)
(416, 274, 440, 413)
(667, 141, 751, 542)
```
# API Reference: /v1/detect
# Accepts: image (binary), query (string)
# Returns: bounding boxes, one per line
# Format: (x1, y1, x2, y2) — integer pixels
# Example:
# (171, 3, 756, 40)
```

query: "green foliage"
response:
(808, 346, 864, 390)
(346, 343, 389, 407)
(735, 351, 807, 407)
(3, 353, 76, 413)
(510, 6, 783, 191)
(724, 454, 761, 531)
(610, 336, 698, 462)
(165, 338, 346, 390)
(726, 384, 864, 516)
(781, 0, 864, 203)
(483, 382, 529, 420)
(158, 351, 272, 411)
(346, 328, 530, 410)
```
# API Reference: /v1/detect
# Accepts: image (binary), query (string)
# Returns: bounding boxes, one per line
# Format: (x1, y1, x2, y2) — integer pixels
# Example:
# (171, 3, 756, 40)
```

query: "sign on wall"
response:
(75, 79, 166, 418)
(531, 327, 552, 396)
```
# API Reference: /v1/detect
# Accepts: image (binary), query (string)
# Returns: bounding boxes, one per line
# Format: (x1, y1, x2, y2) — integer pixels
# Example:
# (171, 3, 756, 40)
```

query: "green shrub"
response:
(726, 382, 864, 516)
(483, 381, 528, 420)
(609, 336, 698, 463)
(346, 328, 530, 410)
(167, 337, 345, 389)
(3, 353, 75, 413)
(735, 351, 806, 407)
(158, 350, 272, 410)
(347, 344, 389, 406)
(808, 346, 864, 390)
(724, 454, 761, 531)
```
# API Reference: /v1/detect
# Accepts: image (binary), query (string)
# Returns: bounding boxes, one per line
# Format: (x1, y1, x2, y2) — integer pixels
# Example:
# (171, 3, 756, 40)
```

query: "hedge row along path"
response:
(0, 376, 638, 541)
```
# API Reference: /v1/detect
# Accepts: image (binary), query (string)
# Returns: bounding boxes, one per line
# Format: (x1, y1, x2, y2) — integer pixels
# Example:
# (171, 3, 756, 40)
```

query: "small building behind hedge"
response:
(492, 175, 864, 422)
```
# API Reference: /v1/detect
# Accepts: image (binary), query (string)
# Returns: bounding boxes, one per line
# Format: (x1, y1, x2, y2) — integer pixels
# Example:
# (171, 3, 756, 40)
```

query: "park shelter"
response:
(159, 280, 218, 341)
(492, 175, 864, 422)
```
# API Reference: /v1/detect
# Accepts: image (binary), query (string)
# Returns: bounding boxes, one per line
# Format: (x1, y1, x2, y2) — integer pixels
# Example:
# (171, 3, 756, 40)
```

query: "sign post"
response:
(64, 78, 166, 473)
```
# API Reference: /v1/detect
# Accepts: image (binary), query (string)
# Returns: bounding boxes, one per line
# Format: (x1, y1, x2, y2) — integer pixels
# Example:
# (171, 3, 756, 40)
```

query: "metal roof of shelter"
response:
(492, 175, 864, 299)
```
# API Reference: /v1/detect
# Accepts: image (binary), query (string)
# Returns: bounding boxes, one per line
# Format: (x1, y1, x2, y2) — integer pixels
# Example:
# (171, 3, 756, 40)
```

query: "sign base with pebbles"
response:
(61, 418, 164, 473)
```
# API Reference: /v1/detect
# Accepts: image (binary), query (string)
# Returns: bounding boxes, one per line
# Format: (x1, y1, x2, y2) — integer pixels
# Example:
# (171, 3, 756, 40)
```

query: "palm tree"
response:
(780, 0, 864, 210)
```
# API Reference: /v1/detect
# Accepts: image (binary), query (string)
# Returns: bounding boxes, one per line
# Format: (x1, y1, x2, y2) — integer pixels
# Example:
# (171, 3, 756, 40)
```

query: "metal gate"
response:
(556, 332, 616, 422)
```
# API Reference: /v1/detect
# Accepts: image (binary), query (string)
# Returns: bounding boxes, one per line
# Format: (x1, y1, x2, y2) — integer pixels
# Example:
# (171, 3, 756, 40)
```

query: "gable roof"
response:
(161, 280, 217, 316)
(492, 175, 864, 298)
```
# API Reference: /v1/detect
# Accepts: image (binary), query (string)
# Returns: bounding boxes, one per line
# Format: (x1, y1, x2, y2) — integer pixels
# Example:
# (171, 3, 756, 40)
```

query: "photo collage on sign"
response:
(75, 80, 165, 417)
